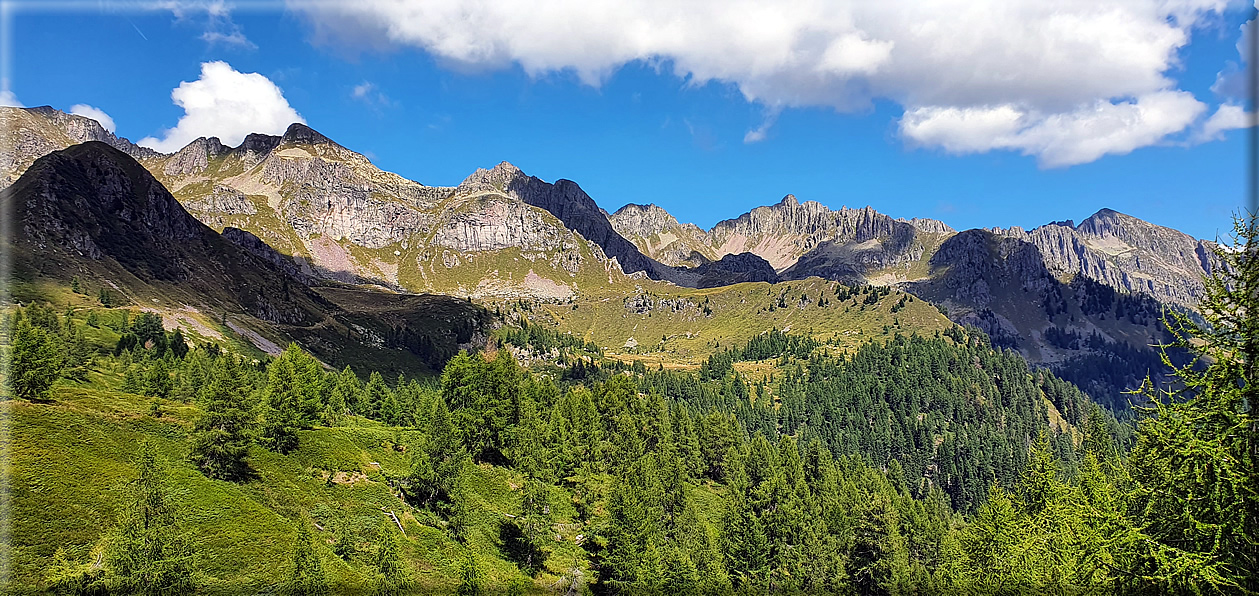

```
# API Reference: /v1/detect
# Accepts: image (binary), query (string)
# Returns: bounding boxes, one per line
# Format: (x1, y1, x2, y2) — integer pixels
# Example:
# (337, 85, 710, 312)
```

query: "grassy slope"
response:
(521, 277, 952, 366)
(6, 375, 627, 594)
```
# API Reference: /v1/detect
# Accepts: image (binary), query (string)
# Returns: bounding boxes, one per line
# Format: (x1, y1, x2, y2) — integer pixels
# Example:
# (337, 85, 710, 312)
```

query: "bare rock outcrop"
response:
(1, 106, 162, 188)
(995, 208, 1217, 311)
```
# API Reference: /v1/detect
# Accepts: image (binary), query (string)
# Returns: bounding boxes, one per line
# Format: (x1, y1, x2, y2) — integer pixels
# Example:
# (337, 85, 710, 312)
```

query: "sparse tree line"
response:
(10, 216, 1259, 594)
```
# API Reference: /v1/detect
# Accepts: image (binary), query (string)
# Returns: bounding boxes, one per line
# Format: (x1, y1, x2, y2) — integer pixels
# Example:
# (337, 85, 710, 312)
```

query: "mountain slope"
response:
(991, 209, 1216, 312)
(608, 202, 718, 267)
(150, 123, 653, 299)
(606, 199, 1205, 408)
(4, 141, 492, 375)
(1, 106, 161, 189)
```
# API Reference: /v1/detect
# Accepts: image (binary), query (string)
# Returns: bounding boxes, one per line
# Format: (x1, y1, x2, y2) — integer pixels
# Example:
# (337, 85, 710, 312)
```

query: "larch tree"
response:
(7, 317, 64, 401)
(1124, 212, 1259, 593)
(189, 355, 257, 480)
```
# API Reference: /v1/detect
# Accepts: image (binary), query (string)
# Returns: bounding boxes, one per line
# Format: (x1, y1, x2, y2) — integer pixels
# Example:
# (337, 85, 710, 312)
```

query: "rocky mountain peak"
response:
(161, 136, 231, 178)
(902, 217, 956, 234)
(491, 160, 522, 175)
(456, 161, 532, 195)
(239, 132, 282, 156)
(1077, 208, 1133, 237)
(280, 122, 333, 146)
(9, 141, 209, 279)
(610, 203, 682, 235)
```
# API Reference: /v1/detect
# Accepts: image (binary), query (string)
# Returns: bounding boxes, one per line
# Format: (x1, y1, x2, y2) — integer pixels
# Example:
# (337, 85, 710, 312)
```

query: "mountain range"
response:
(2, 105, 1219, 408)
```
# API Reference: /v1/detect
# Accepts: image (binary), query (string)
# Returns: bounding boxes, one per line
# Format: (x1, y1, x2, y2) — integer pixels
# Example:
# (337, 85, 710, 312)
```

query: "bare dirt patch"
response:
(321, 470, 370, 485)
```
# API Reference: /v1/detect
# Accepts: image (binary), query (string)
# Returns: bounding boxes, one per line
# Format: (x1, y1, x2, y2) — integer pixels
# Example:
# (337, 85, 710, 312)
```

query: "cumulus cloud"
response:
(139, 61, 304, 153)
(1195, 103, 1256, 142)
(69, 104, 117, 133)
(290, 0, 1238, 166)
(901, 91, 1206, 168)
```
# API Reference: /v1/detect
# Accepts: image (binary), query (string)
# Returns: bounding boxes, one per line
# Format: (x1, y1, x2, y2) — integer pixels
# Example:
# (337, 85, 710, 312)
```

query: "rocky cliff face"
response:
(0, 106, 161, 188)
(138, 125, 633, 299)
(457, 162, 682, 284)
(610, 195, 954, 283)
(990, 209, 1216, 312)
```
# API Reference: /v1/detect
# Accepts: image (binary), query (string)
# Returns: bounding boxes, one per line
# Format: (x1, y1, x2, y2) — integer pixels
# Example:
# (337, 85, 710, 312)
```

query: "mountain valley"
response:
(2, 103, 1251, 595)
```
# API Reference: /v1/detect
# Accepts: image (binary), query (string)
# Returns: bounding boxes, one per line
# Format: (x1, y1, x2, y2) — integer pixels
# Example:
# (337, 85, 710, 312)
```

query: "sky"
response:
(3, 0, 1257, 241)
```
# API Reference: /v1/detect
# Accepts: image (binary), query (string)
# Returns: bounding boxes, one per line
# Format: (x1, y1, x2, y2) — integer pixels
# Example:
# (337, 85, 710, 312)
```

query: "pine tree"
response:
(364, 370, 390, 421)
(121, 363, 143, 394)
(189, 355, 256, 480)
(7, 317, 64, 401)
(262, 344, 324, 453)
(379, 390, 401, 426)
(287, 522, 328, 596)
(142, 357, 173, 398)
(61, 320, 91, 380)
(515, 479, 552, 574)
(404, 395, 468, 510)
(168, 329, 189, 360)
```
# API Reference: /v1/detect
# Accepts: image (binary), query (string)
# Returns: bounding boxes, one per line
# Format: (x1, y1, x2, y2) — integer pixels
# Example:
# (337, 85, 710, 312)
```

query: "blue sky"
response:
(4, 1, 1256, 241)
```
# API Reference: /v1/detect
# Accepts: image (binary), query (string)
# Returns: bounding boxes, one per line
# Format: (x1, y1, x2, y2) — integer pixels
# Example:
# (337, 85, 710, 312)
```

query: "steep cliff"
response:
(991, 209, 1217, 312)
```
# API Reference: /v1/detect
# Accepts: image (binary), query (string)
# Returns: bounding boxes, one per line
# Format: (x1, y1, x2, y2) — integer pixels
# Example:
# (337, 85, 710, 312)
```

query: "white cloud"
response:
(69, 104, 117, 133)
(0, 88, 21, 108)
(139, 61, 304, 153)
(744, 109, 780, 144)
(154, 0, 256, 49)
(290, 0, 1238, 166)
(201, 30, 257, 48)
(901, 91, 1207, 168)
(351, 81, 393, 108)
(1195, 103, 1256, 142)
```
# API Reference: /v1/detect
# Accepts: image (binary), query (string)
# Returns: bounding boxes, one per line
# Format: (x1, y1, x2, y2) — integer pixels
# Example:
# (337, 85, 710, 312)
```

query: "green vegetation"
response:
(6, 214, 1256, 594)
